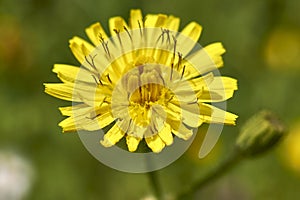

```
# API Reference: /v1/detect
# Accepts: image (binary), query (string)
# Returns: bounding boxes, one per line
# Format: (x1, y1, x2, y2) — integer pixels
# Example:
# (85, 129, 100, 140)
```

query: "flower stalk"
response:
(177, 151, 242, 200)
(148, 171, 163, 200)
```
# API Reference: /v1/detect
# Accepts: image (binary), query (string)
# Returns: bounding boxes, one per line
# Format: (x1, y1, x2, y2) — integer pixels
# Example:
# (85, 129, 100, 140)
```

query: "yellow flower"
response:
(264, 28, 300, 70)
(280, 121, 300, 174)
(44, 9, 238, 153)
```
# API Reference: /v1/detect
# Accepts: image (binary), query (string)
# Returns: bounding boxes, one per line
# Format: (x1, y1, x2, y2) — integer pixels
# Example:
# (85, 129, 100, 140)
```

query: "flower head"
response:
(44, 9, 238, 153)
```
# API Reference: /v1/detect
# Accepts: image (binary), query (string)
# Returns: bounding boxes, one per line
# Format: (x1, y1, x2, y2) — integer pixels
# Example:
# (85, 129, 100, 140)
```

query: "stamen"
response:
(87, 96, 110, 120)
(98, 33, 104, 43)
(165, 29, 171, 44)
(91, 74, 103, 85)
(171, 35, 177, 66)
(100, 96, 108, 106)
(75, 91, 85, 104)
(139, 86, 142, 101)
(181, 65, 186, 79)
(177, 52, 183, 70)
(99, 34, 107, 53)
(156, 28, 171, 45)
(87, 55, 97, 70)
(187, 99, 198, 105)
(124, 26, 133, 42)
(87, 112, 101, 120)
(138, 20, 143, 37)
(158, 72, 165, 86)
(99, 34, 111, 58)
(170, 63, 174, 80)
(85, 54, 99, 75)
(156, 28, 164, 44)
(113, 29, 122, 47)
(104, 41, 111, 58)
(106, 74, 112, 84)
(167, 95, 174, 103)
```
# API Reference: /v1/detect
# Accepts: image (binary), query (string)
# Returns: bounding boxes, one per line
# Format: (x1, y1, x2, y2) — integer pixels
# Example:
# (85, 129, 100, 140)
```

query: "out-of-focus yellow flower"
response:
(186, 125, 221, 163)
(281, 120, 300, 174)
(44, 9, 238, 153)
(264, 28, 300, 70)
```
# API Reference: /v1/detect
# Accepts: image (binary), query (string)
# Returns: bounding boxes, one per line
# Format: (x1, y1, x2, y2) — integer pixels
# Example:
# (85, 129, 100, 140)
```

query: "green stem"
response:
(147, 171, 163, 200)
(177, 150, 242, 199)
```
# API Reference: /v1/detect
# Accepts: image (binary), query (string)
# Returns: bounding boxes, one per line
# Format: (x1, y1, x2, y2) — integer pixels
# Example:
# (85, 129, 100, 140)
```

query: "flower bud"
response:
(236, 110, 286, 156)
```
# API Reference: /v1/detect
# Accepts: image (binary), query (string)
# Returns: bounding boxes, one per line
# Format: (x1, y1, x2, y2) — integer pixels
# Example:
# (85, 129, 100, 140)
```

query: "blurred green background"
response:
(1, 0, 300, 199)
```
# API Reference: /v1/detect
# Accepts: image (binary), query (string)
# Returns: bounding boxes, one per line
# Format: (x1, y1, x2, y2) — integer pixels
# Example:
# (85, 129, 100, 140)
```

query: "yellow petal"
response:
(44, 83, 108, 106)
(130, 9, 143, 29)
(199, 103, 238, 125)
(109, 16, 129, 36)
(59, 106, 73, 116)
(204, 42, 226, 68)
(175, 22, 202, 57)
(145, 134, 166, 153)
(198, 77, 238, 102)
(184, 43, 226, 78)
(69, 36, 94, 64)
(52, 64, 95, 84)
(100, 124, 125, 147)
(59, 104, 91, 116)
(59, 105, 114, 132)
(78, 112, 115, 131)
(44, 83, 77, 102)
(169, 121, 194, 140)
(157, 123, 173, 146)
(126, 135, 141, 152)
(144, 14, 167, 28)
(85, 22, 108, 46)
(164, 16, 180, 31)
(58, 117, 77, 133)
(53, 64, 79, 83)
(189, 72, 214, 92)
(180, 21, 202, 42)
(166, 102, 202, 128)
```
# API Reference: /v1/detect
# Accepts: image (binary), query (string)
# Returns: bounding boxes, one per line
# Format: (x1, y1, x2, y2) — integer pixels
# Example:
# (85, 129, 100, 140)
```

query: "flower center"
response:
(130, 83, 163, 105)
(125, 65, 169, 127)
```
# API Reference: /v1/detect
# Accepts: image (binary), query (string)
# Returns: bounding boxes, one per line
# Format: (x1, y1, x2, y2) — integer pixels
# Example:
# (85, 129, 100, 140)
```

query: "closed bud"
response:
(236, 110, 286, 157)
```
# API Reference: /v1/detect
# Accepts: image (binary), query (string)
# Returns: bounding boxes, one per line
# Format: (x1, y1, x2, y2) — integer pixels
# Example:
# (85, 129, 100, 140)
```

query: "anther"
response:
(113, 29, 120, 34)
(113, 29, 123, 47)
(98, 33, 104, 43)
